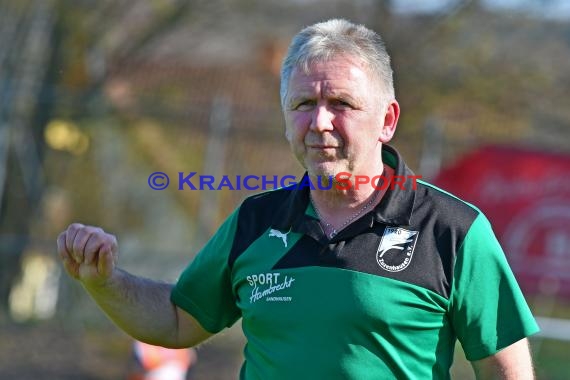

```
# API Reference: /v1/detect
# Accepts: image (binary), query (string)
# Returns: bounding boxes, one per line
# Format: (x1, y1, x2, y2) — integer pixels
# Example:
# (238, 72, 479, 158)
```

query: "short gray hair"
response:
(280, 19, 395, 108)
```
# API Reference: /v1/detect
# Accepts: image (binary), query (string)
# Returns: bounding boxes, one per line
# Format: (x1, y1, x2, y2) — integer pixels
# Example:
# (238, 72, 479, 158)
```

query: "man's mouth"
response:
(308, 145, 339, 149)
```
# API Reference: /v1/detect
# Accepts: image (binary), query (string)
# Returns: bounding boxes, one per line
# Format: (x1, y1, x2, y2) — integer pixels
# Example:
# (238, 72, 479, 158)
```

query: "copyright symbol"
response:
(148, 172, 169, 190)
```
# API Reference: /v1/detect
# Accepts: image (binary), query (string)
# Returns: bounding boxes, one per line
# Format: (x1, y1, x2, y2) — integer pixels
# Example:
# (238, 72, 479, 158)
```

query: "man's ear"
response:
(379, 100, 400, 143)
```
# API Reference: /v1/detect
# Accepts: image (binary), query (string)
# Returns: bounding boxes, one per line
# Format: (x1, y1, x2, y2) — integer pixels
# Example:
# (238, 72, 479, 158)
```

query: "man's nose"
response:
(310, 105, 334, 132)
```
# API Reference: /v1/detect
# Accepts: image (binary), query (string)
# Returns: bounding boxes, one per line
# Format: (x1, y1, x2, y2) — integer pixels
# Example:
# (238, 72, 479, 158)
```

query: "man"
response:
(57, 19, 539, 379)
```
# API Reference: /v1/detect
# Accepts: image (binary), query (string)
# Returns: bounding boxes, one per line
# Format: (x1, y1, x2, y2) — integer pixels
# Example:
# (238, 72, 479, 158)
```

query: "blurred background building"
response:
(0, 0, 569, 379)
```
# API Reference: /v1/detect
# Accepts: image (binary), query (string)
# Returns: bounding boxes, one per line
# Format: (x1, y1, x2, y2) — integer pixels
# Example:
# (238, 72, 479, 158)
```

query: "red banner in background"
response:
(433, 146, 570, 298)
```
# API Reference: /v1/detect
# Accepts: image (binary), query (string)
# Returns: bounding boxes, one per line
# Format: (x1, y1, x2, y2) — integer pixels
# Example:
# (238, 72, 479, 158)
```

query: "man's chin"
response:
(307, 167, 342, 181)
(303, 160, 348, 180)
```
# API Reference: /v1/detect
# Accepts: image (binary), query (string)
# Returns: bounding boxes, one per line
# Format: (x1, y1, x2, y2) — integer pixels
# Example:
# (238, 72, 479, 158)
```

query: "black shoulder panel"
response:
(228, 188, 296, 269)
(404, 183, 479, 298)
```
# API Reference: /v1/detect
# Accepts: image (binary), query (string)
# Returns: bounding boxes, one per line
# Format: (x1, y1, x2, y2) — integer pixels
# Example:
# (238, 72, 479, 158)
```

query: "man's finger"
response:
(72, 226, 103, 263)
(110, 235, 119, 264)
(84, 234, 105, 265)
(71, 229, 90, 263)
(98, 243, 115, 278)
(57, 231, 71, 261)
(66, 223, 84, 262)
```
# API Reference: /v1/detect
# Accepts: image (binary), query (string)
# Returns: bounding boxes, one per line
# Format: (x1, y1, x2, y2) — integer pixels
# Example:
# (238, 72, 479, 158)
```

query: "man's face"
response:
(283, 55, 396, 180)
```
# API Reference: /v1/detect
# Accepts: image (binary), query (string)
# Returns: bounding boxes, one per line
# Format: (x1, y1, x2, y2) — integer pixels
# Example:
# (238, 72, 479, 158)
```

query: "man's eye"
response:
(334, 100, 352, 109)
(294, 101, 315, 111)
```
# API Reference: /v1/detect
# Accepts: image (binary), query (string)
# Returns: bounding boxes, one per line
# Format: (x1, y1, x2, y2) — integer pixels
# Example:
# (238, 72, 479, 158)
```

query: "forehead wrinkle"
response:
(287, 60, 371, 105)
(292, 76, 358, 97)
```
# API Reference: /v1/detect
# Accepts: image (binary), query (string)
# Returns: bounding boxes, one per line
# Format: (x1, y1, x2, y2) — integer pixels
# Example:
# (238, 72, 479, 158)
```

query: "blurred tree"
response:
(387, 0, 570, 163)
(0, 0, 194, 319)
(0, 0, 57, 319)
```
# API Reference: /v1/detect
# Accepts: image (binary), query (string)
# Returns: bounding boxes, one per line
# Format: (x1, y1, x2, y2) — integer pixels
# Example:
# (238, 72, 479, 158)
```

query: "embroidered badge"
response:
(376, 227, 419, 272)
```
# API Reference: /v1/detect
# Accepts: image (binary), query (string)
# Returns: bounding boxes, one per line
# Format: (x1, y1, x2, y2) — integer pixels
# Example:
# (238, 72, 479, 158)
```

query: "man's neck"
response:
(309, 164, 394, 229)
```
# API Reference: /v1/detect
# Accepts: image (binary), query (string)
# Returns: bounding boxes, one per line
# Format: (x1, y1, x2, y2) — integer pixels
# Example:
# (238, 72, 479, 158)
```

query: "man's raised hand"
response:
(57, 223, 119, 287)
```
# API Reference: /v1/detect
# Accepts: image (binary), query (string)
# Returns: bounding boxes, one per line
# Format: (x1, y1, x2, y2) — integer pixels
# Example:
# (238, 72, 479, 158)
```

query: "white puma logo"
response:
(377, 229, 418, 258)
(268, 228, 290, 247)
